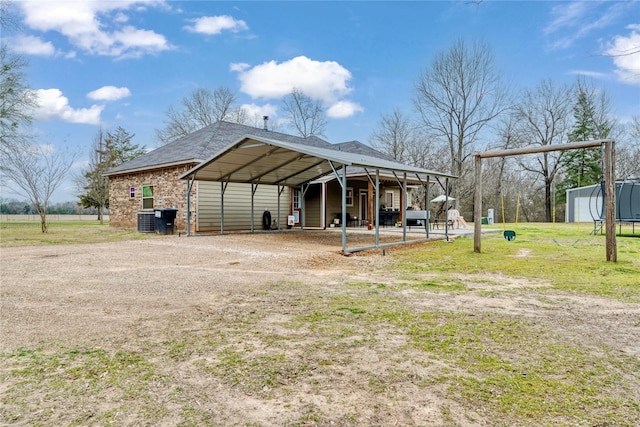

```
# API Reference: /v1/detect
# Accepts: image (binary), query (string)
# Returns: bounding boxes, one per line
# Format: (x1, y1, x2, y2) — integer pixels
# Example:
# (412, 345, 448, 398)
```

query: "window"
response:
(385, 191, 394, 209)
(346, 187, 354, 207)
(129, 187, 135, 198)
(293, 189, 302, 209)
(142, 185, 154, 209)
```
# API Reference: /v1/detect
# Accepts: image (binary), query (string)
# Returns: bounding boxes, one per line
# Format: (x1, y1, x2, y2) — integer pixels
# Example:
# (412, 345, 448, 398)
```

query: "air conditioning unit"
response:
(137, 212, 156, 233)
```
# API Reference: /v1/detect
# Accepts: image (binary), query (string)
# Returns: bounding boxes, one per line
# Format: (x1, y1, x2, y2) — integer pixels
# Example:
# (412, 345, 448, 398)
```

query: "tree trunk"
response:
(545, 178, 552, 222)
(39, 211, 48, 233)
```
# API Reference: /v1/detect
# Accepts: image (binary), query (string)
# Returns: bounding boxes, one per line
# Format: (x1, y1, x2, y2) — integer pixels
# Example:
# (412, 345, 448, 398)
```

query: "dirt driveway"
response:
(1, 231, 639, 426)
(1, 232, 394, 349)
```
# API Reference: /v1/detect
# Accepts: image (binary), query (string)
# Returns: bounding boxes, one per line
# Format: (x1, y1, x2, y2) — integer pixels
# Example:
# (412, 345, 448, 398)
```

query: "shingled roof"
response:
(106, 121, 335, 176)
(333, 140, 396, 162)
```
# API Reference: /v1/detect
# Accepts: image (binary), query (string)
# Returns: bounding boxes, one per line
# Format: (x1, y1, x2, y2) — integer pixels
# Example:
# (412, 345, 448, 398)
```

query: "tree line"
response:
(370, 39, 640, 222)
(155, 86, 327, 144)
(0, 199, 101, 215)
(152, 39, 640, 223)
(3, 0, 638, 230)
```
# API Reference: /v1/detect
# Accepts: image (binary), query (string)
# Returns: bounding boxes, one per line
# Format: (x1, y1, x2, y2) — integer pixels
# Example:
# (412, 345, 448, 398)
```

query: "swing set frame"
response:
(473, 139, 617, 262)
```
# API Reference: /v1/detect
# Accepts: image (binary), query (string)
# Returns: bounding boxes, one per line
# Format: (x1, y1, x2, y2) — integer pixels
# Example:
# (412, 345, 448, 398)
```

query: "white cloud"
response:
(544, 2, 591, 37)
(9, 35, 56, 56)
(233, 56, 362, 118)
(326, 100, 364, 119)
(605, 28, 640, 85)
(34, 89, 104, 124)
(114, 12, 129, 23)
(544, 1, 631, 50)
(568, 70, 610, 80)
(111, 26, 171, 58)
(240, 103, 278, 120)
(18, 0, 172, 58)
(184, 15, 249, 35)
(87, 86, 131, 101)
(230, 62, 250, 72)
(233, 56, 353, 103)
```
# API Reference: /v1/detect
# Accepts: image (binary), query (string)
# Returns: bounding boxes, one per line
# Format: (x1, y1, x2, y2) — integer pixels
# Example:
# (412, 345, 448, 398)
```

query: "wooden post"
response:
(474, 154, 482, 253)
(604, 140, 617, 262)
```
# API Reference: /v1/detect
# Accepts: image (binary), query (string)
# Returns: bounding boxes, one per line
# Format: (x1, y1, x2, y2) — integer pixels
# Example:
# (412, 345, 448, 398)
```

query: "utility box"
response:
(137, 212, 156, 233)
(487, 208, 495, 225)
(154, 208, 178, 235)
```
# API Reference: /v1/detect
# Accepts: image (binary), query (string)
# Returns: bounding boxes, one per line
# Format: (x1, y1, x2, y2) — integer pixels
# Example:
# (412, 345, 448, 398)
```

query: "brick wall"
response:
(109, 163, 197, 231)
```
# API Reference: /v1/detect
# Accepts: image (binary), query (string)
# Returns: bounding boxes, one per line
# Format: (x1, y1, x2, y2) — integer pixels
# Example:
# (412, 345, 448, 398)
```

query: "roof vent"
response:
(263, 116, 269, 130)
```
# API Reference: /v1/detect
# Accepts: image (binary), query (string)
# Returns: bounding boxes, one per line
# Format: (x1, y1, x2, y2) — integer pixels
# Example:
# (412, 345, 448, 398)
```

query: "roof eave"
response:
(105, 159, 203, 177)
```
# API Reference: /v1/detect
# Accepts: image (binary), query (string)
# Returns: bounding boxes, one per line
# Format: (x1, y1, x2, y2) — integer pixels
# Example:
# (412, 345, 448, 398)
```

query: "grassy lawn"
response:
(386, 224, 640, 425)
(1, 222, 639, 426)
(0, 221, 155, 246)
(395, 222, 640, 302)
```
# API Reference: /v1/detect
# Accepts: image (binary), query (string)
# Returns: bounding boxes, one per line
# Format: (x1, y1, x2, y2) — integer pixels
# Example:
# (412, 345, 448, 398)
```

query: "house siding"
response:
(109, 164, 196, 230)
(323, 180, 371, 227)
(196, 182, 292, 232)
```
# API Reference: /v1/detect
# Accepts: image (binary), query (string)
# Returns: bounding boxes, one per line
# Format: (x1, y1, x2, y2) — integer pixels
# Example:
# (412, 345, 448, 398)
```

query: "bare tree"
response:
(0, 0, 20, 31)
(618, 116, 640, 179)
(1, 44, 37, 148)
(1, 141, 77, 232)
(155, 86, 237, 145)
(630, 116, 640, 139)
(484, 111, 522, 212)
(512, 79, 573, 222)
(282, 88, 327, 138)
(369, 109, 417, 163)
(414, 39, 507, 209)
(406, 128, 450, 172)
(227, 106, 249, 126)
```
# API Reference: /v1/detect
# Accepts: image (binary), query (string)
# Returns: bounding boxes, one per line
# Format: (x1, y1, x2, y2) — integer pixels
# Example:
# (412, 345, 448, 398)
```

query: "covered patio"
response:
(180, 135, 456, 253)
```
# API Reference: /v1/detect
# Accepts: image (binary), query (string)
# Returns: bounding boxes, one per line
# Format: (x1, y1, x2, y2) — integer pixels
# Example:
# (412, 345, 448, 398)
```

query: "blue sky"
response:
(3, 0, 640, 203)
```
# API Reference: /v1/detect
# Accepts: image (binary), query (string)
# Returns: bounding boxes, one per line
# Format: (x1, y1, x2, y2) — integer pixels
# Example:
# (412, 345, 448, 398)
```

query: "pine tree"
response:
(78, 127, 145, 223)
(556, 80, 612, 204)
(104, 126, 145, 165)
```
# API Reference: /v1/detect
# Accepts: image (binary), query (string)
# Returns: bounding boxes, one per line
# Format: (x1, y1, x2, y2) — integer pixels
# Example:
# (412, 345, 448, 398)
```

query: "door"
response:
(359, 191, 368, 222)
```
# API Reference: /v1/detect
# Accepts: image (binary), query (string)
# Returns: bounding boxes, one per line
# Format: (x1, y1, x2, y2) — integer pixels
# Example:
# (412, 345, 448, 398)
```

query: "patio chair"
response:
(447, 209, 460, 229)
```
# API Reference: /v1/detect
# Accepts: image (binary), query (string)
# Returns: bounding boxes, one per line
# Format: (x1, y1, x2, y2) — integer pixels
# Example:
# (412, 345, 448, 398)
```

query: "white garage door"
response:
(574, 196, 602, 222)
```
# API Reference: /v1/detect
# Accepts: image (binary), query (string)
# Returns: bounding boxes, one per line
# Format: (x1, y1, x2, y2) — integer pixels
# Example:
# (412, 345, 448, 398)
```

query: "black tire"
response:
(262, 210, 271, 230)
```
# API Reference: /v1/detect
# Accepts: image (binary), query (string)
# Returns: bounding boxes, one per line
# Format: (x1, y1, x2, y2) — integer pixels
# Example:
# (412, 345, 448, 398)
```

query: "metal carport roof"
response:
(179, 134, 457, 253)
(179, 135, 455, 184)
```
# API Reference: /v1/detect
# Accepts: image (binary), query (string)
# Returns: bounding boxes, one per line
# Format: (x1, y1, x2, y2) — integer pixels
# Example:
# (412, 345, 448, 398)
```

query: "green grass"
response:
(288, 286, 640, 426)
(394, 223, 640, 302)
(1, 346, 164, 426)
(407, 311, 640, 425)
(0, 221, 155, 246)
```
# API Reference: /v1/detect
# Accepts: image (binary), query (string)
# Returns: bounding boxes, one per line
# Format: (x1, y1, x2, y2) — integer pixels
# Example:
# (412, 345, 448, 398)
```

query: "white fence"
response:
(0, 215, 109, 222)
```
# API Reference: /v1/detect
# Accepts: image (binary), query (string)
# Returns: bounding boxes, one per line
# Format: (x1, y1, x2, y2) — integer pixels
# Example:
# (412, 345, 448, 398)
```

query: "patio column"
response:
(368, 179, 374, 228)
